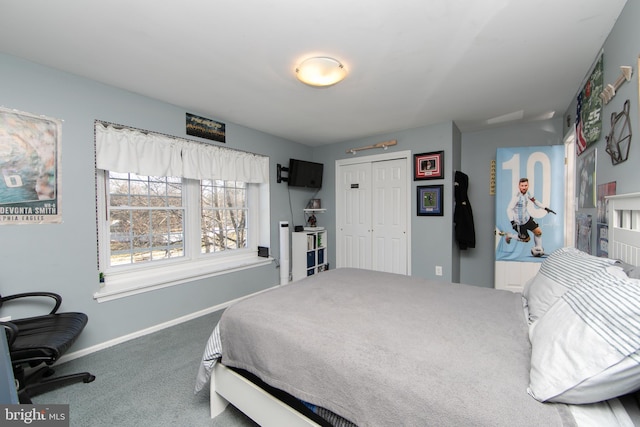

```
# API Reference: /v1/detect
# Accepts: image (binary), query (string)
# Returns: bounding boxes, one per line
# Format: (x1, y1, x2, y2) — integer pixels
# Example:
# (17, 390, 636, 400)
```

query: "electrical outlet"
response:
(435, 266, 443, 276)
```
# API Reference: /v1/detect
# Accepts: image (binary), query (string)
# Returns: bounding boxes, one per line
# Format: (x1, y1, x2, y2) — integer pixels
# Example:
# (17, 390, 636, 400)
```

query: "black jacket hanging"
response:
(454, 171, 476, 249)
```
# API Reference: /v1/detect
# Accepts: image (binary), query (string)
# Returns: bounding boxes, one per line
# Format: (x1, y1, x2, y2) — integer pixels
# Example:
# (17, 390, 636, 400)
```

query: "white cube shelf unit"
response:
(292, 229, 328, 281)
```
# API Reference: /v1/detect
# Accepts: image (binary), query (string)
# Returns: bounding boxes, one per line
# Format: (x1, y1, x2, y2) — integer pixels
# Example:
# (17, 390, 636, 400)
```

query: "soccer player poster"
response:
(495, 146, 565, 262)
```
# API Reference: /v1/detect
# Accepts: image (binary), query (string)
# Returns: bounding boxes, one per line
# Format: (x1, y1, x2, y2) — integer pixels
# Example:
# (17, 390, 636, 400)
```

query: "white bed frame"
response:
(210, 363, 320, 426)
(208, 193, 640, 425)
(607, 192, 640, 266)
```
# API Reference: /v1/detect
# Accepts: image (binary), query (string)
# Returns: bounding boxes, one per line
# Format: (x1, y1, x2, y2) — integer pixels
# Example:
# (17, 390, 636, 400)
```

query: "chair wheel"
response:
(84, 375, 96, 383)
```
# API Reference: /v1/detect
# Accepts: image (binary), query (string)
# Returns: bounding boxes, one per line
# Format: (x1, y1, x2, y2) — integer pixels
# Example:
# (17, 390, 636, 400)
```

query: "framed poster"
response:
(495, 146, 564, 262)
(0, 107, 62, 224)
(186, 112, 225, 143)
(414, 151, 444, 180)
(596, 181, 616, 257)
(576, 213, 593, 254)
(577, 148, 596, 208)
(417, 185, 443, 216)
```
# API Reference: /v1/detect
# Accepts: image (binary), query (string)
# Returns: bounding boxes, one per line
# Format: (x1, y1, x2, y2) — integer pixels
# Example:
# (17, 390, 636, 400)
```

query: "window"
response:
(94, 122, 270, 302)
(108, 173, 185, 266)
(200, 179, 248, 254)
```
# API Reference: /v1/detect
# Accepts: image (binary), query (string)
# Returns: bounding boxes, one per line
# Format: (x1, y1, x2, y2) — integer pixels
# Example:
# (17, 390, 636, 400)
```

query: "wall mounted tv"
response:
(288, 158, 324, 189)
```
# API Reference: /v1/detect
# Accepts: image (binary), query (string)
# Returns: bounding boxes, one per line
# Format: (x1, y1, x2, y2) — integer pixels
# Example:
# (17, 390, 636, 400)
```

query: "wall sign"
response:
(186, 112, 225, 143)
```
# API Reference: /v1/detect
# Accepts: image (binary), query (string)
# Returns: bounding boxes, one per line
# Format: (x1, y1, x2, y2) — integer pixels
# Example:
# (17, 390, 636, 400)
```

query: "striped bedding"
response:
(523, 246, 618, 322)
(564, 275, 640, 360)
(527, 251, 640, 404)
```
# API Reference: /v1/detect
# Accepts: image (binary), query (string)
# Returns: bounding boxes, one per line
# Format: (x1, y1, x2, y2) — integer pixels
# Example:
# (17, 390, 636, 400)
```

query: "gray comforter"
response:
(217, 268, 576, 427)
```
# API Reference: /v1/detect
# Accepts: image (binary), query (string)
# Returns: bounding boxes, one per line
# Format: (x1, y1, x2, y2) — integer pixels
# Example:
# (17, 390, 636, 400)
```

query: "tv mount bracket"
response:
(276, 164, 289, 183)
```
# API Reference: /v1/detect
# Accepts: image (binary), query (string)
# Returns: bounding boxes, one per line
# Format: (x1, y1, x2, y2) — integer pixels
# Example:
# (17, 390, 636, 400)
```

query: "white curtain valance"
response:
(95, 122, 269, 183)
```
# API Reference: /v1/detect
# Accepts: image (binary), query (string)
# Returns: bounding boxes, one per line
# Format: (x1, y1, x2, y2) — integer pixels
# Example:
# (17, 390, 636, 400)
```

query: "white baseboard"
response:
(57, 285, 279, 364)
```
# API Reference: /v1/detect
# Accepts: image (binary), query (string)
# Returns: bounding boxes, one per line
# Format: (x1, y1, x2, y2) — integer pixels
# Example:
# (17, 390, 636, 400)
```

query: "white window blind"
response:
(95, 121, 269, 183)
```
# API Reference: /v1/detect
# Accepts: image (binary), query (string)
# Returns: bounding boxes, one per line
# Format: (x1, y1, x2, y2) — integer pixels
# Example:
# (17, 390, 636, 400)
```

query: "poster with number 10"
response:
(495, 146, 565, 262)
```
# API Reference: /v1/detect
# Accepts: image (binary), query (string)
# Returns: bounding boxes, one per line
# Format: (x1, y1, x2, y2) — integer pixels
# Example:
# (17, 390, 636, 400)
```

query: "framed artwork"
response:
(417, 185, 443, 216)
(307, 198, 321, 209)
(0, 107, 63, 225)
(186, 112, 226, 143)
(577, 148, 596, 208)
(414, 151, 444, 180)
(596, 181, 615, 258)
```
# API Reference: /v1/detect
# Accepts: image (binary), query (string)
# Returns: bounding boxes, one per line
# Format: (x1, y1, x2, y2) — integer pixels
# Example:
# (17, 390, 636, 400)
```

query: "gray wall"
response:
(0, 53, 313, 351)
(1, 0, 639, 353)
(458, 120, 564, 287)
(564, 0, 640, 252)
(309, 117, 564, 289)
(455, 0, 640, 286)
(311, 121, 460, 282)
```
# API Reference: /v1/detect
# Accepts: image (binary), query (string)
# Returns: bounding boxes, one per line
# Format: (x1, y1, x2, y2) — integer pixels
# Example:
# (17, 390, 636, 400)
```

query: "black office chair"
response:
(0, 292, 95, 403)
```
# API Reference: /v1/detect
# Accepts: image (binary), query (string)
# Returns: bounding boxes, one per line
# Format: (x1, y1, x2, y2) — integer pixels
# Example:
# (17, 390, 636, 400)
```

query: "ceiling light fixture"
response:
(295, 56, 347, 87)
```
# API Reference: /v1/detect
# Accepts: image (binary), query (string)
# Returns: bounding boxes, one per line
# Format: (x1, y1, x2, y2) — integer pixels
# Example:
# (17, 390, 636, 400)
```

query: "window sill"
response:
(94, 254, 274, 303)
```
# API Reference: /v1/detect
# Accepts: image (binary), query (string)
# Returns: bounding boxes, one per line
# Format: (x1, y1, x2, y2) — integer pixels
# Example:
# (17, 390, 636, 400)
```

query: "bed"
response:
(195, 192, 640, 427)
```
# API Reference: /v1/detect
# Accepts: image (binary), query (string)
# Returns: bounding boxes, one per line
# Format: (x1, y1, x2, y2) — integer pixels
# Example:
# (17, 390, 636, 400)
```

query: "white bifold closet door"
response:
(336, 154, 409, 275)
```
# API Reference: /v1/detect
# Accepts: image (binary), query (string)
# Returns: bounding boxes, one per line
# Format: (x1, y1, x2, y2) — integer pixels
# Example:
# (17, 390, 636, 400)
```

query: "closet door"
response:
(336, 162, 372, 269)
(336, 154, 409, 274)
(371, 159, 408, 274)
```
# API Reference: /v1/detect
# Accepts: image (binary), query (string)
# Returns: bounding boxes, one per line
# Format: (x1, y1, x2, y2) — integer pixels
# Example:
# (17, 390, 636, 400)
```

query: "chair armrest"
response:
(0, 322, 19, 346)
(0, 292, 62, 315)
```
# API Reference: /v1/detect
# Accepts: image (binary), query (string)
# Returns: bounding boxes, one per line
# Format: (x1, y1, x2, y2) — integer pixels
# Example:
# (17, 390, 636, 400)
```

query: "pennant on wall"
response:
(576, 54, 603, 155)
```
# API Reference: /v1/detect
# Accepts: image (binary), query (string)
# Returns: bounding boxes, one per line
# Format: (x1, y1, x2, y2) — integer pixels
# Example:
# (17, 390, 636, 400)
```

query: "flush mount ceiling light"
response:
(295, 56, 347, 87)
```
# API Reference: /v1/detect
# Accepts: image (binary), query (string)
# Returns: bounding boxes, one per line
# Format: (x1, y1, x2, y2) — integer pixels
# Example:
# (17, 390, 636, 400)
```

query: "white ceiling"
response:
(0, 0, 627, 146)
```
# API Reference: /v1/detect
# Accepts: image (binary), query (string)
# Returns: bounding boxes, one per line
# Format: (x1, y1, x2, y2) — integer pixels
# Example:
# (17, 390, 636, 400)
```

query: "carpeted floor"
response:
(31, 310, 258, 427)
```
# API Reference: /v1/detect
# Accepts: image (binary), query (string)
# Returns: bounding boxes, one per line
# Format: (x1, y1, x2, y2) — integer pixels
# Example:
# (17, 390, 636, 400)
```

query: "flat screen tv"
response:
(288, 158, 323, 189)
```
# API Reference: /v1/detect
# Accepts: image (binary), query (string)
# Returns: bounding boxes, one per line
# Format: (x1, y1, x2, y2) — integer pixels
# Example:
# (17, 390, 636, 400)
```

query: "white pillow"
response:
(628, 266, 640, 280)
(523, 247, 617, 323)
(614, 260, 640, 279)
(528, 271, 640, 404)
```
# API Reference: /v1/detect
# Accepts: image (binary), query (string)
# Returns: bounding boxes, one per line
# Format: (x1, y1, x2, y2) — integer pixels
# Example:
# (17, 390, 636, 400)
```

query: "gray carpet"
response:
(31, 310, 258, 427)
